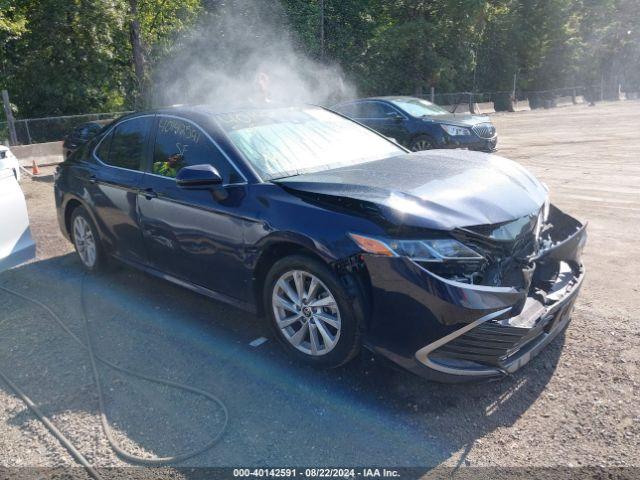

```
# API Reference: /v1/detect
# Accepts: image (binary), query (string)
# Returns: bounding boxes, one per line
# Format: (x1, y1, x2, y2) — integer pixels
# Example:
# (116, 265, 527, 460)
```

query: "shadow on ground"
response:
(0, 254, 564, 470)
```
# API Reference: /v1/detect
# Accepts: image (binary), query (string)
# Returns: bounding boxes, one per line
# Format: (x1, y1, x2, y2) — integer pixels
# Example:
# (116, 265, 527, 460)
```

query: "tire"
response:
(409, 135, 434, 152)
(263, 254, 364, 368)
(70, 206, 107, 272)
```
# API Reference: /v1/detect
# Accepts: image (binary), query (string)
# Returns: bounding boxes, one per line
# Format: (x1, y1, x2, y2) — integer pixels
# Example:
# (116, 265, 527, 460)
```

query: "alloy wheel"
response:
(272, 270, 341, 356)
(411, 139, 433, 151)
(73, 215, 97, 268)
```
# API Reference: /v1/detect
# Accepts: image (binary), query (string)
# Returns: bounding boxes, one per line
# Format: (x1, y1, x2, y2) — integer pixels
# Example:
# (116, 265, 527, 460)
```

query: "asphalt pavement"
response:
(0, 101, 638, 473)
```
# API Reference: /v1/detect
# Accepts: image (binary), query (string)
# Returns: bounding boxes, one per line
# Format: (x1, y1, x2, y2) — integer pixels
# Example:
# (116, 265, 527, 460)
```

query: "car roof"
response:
(126, 103, 319, 119)
(337, 96, 426, 105)
(104, 104, 328, 130)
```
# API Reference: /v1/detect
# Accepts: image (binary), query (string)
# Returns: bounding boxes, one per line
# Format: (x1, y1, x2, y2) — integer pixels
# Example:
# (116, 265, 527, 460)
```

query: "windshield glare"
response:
(216, 107, 404, 180)
(390, 98, 449, 117)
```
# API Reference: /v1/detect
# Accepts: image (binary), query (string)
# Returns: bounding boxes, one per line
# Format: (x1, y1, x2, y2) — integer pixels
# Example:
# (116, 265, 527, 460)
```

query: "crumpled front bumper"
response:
(414, 263, 584, 380)
(436, 133, 498, 153)
(362, 207, 587, 383)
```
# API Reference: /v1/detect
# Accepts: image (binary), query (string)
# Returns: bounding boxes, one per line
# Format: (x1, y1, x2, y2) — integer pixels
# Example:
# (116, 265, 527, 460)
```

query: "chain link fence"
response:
(1, 83, 637, 146)
(0, 111, 132, 146)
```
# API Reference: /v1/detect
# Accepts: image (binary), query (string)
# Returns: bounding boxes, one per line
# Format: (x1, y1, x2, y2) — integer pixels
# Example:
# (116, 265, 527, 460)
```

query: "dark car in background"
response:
(54, 105, 585, 382)
(333, 96, 498, 152)
(62, 121, 110, 159)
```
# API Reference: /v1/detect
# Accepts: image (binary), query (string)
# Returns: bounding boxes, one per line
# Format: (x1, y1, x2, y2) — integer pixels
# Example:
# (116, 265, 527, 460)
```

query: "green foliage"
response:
(1, 0, 133, 117)
(138, 0, 202, 52)
(1, 0, 639, 119)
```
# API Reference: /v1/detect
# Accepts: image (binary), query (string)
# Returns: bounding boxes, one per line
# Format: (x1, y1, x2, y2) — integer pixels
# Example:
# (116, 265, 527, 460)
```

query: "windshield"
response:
(216, 107, 404, 180)
(390, 98, 449, 117)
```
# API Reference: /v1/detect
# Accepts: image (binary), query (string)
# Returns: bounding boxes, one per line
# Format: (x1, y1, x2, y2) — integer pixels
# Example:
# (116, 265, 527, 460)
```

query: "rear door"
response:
(137, 115, 250, 298)
(88, 115, 153, 264)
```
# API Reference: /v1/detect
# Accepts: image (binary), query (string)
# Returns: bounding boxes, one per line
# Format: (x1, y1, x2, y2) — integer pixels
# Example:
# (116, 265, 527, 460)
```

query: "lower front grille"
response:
(430, 296, 554, 367)
(472, 123, 496, 139)
(430, 321, 535, 366)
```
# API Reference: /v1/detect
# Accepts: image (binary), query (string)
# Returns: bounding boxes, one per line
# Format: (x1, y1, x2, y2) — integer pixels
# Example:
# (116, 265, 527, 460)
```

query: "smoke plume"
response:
(151, 1, 356, 109)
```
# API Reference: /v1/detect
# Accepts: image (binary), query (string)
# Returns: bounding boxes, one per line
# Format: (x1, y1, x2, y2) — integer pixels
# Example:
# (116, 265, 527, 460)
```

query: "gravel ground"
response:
(0, 101, 638, 475)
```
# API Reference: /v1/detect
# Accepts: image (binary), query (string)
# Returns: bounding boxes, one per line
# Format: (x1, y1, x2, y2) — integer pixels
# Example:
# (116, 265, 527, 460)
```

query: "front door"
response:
(137, 115, 250, 298)
(356, 101, 407, 143)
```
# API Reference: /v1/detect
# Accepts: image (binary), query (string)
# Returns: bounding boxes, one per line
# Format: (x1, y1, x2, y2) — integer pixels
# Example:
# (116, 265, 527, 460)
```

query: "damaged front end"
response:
(361, 203, 586, 382)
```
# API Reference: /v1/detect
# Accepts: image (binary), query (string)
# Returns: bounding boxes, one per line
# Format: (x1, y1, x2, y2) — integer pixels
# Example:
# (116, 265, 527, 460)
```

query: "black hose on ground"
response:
(0, 273, 229, 476)
(0, 368, 103, 479)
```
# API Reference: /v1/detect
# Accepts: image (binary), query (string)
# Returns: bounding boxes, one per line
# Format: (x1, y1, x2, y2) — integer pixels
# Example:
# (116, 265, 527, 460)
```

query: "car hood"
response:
(275, 150, 548, 230)
(425, 113, 490, 127)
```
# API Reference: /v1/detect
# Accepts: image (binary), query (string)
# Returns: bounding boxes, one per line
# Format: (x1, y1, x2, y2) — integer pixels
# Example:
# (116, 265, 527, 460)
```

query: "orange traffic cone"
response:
(32, 159, 40, 176)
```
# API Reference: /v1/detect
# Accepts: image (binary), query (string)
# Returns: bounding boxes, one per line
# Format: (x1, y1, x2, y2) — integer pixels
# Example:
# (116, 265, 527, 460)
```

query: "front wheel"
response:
(264, 255, 364, 368)
(409, 135, 434, 152)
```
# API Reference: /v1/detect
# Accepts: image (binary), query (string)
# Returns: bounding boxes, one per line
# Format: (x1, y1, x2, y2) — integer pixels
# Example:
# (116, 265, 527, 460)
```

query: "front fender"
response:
(252, 231, 340, 265)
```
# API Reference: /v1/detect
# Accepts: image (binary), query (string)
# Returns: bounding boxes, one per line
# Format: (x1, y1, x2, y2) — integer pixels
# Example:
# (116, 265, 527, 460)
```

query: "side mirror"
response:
(176, 164, 223, 189)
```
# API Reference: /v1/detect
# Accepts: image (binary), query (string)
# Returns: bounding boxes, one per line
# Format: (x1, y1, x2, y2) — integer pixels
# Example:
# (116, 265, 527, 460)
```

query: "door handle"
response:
(141, 187, 158, 200)
(89, 175, 97, 184)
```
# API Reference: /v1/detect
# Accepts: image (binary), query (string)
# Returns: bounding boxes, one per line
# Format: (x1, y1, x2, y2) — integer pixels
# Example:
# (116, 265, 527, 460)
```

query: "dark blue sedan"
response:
(333, 96, 497, 152)
(54, 105, 585, 382)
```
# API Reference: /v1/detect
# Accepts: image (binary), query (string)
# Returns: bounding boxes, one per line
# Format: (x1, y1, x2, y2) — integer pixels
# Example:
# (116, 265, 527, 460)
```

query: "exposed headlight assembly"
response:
(441, 124, 471, 136)
(535, 196, 550, 241)
(542, 195, 550, 222)
(349, 233, 483, 262)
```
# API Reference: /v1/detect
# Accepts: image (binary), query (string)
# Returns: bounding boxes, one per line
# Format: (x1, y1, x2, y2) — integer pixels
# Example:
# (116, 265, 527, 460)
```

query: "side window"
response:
(95, 130, 113, 162)
(152, 117, 241, 183)
(334, 103, 359, 117)
(359, 102, 392, 119)
(105, 117, 152, 171)
(378, 103, 399, 117)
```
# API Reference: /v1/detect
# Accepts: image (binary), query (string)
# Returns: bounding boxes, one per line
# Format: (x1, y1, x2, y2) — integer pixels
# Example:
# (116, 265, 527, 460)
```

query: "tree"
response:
(2, 0, 131, 118)
(127, 0, 201, 107)
(0, 0, 27, 78)
(354, 0, 484, 96)
(1, 0, 640, 120)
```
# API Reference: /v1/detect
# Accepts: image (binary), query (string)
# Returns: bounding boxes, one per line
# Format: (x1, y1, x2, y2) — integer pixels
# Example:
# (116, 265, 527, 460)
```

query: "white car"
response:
(0, 166, 35, 271)
(0, 144, 20, 182)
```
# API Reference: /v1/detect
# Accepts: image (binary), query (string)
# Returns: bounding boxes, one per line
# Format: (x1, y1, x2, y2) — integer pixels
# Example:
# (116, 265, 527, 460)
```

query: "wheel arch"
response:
(62, 195, 102, 242)
(409, 132, 437, 148)
(63, 197, 84, 239)
(252, 239, 327, 317)
(252, 236, 372, 323)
